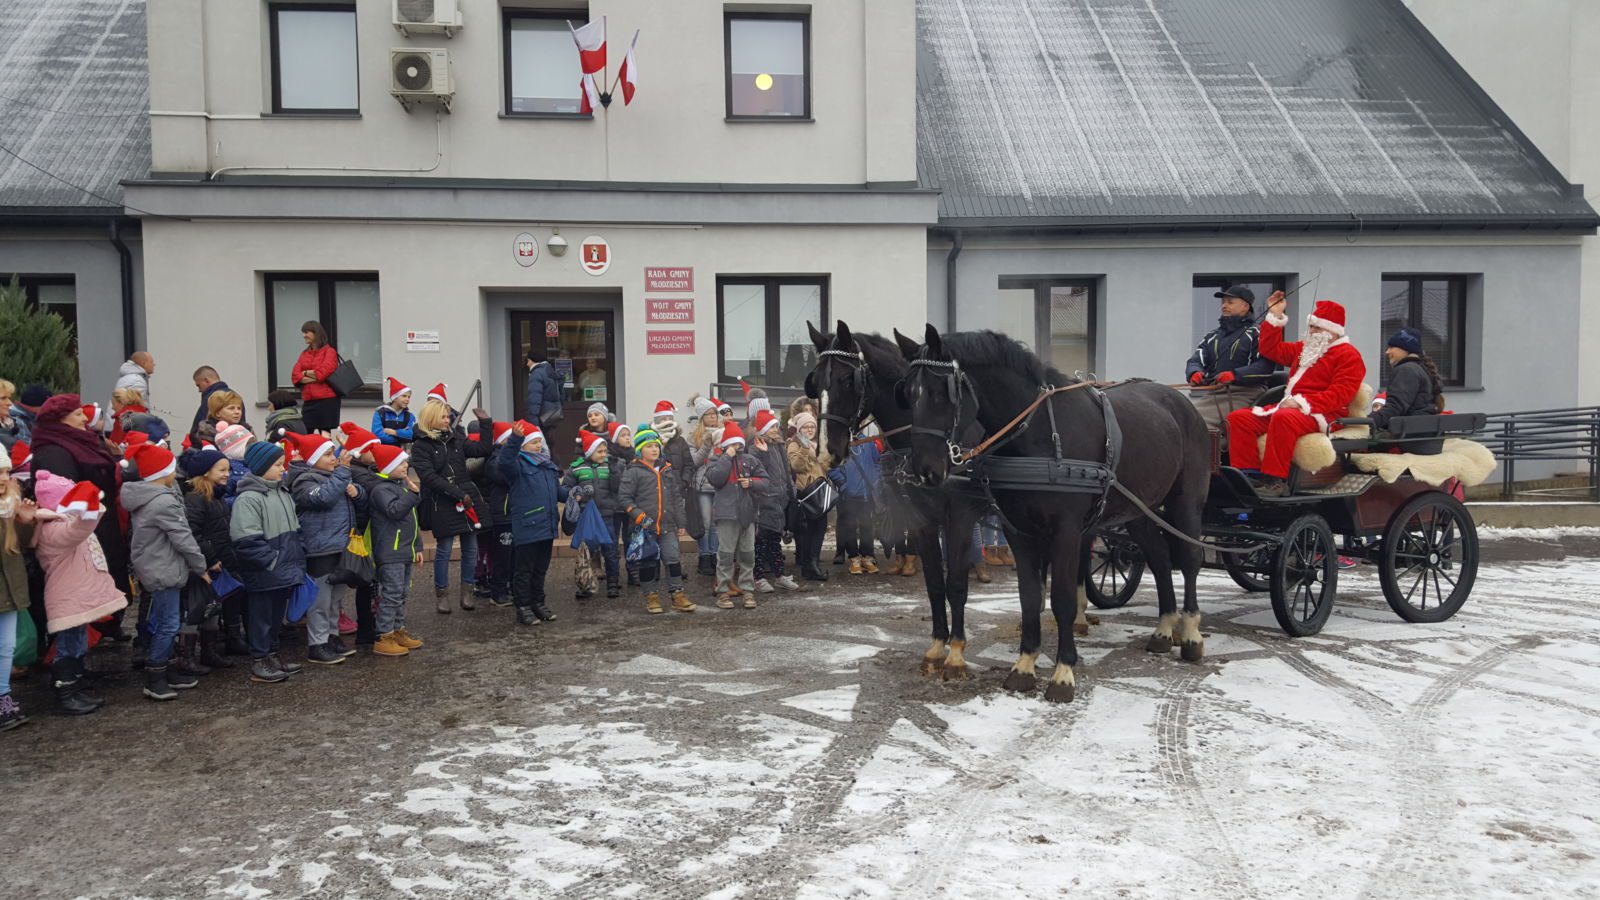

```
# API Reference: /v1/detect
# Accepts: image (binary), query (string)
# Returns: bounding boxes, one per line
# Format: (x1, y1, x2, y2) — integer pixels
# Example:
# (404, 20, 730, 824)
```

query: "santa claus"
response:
(1226, 293, 1366, 496)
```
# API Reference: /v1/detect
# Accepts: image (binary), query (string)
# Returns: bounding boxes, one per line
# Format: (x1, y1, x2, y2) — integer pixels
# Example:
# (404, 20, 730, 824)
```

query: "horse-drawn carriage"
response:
(1085, 381, 1496, 636)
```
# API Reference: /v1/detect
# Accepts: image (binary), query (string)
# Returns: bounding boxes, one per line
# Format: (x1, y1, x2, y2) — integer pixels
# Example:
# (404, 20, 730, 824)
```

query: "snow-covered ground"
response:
(208, 554, 1600, 899)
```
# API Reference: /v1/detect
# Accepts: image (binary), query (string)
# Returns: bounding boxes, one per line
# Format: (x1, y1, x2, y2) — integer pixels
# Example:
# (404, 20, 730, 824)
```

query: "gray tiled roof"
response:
(917, 0, 1598, 228)
(0, 0, 149, 214)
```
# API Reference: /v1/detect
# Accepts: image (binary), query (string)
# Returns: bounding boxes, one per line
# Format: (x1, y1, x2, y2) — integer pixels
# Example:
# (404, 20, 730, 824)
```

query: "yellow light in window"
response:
(755, 72, 774, 91)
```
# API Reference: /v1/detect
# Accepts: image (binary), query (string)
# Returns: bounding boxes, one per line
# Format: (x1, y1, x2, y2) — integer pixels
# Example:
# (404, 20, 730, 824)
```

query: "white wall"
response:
(1406, 0, 1600, 404)
(140, 218, 927, 427)
(148, 0, 917, 186)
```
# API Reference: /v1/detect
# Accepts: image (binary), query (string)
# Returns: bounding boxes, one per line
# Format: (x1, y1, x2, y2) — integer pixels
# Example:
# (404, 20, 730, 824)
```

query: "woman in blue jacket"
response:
(489, 423, 568, 627)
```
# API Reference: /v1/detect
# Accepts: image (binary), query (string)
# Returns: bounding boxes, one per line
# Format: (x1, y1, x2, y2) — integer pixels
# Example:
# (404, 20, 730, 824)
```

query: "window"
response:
(2, 274, 77, 353)
(1191, 275, 1287, 343)
(503, 10, 589, 116)
(716, 276, 829, 388)
(1381, 276, 1467, 387)
(264, 274, 382, 397)
(725, 12, 809, 119)
(992, 277, 1099, 377)
(269, 4, 359, 114)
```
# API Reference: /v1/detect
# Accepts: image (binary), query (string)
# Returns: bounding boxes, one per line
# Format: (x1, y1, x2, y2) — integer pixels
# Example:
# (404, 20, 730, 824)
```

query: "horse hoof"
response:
(1181, 640, 1204, 663)
(1146, 635, 1173, 654)
(1044, 681, 1076, 704)
(1086, 614, 1101, 626)
(942, 663, 970, 682)
(1002, 670, 1037, 693)
(919, 658, 943, 677)
(1073, 622, 1090, 637)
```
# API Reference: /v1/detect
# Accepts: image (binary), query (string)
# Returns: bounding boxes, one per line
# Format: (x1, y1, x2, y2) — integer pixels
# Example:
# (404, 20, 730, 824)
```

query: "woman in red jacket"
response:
(293, 321, 341, 434)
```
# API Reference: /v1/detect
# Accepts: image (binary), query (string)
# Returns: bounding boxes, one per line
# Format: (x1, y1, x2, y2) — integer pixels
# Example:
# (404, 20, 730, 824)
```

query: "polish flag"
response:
(569, 18, 606, 76)
(578, 73, 602, 115)
(618, 31, 639, 105)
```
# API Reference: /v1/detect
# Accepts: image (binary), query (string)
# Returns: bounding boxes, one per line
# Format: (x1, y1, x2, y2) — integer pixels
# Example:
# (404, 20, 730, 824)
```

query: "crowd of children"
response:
(0, 369, 1015, 732)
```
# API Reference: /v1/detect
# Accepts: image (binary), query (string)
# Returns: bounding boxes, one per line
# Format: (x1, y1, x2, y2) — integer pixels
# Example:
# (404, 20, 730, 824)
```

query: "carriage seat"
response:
(1253, 383, 1374, 474)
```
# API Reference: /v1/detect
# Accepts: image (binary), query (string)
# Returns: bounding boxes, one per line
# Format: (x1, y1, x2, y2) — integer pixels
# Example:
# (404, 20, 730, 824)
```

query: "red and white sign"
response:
(645, 330, 695, 355)
(645, 298, 695, 323)
(644, 266, 693, 292)
(580, 236, 611, 276)
(545, 320, 560, 338)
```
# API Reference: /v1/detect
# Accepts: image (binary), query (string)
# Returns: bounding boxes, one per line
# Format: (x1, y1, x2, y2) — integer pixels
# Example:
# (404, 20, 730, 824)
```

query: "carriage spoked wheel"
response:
(1085, 528, 1146, 609)
(1379, 492, 1478, 623)
(1221, 543, 1272, 593)
(1269, 514, 1339, 636)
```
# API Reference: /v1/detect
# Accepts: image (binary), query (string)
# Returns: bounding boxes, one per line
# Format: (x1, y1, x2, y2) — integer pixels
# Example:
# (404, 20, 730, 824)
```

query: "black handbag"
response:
(182, 575, 222, 627)
(796, 478, 838, 520)
(325, 354, 365, 398)
(330, 530, 377, 586)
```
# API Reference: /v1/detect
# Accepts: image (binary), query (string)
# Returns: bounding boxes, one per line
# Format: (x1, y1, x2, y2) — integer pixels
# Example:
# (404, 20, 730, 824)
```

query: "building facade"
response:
(131, 0, 931, 449)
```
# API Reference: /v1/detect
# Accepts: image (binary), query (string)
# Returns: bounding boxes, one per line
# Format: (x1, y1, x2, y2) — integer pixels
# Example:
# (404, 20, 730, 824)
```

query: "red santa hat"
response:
(753, 410, 780, 437)
(490, 421, 515, 445)
(716, 398, 734, 416)
(607, 421, 632, 443)
(340, 423, 381, 456)
(285, 432, 335, 466)
(719, 421, 746, 449)
(120, 431, 151, 457)
(578, 430, 607, 460)
(82, 403, 104, 430)
(56, 480, 103, 520)
(385, 377, 411, 405)
(427, 383, 449, 404)
(653, 400, 676, 419)
(129, 443, 178, 482)
(516, 420, 543, 447)
(1306, 300, 1347, 337)
(370, 444, 409, 476)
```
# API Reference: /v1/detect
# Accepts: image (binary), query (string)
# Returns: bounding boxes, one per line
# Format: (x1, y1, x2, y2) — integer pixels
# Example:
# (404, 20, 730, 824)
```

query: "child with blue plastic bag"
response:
(618, 427, 695, 615)
(489, 422, 566, 627)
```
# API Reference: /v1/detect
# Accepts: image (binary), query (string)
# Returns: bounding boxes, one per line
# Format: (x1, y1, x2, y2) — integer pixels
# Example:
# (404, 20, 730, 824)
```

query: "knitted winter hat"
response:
(340, 423, 381, 457)
(18, 384, 50, 408)
(130, 443, 178, 482)
(747, 396, 772, 418)
(1387, 328, 1423, 355)
(719, 421, 746, 450)
(587, 402, 610, 418)
(427, 383, 448, 404)
(385, 377, 411, 405)
(371, 444, 409, 476)
(690, 395, 715, 419)
(632, 427, 662, 450)
(215, 424, 254, 460)
(32, 471, 71, 511)
(36, 393, 82, 423)
(791, 411, 817, 432)
(753, 410, 780, 437)
(578, 430, 606, 460)
(243, 440, 285, 477)
(182, 448, 227, 479)
(285, 432, 335, 466)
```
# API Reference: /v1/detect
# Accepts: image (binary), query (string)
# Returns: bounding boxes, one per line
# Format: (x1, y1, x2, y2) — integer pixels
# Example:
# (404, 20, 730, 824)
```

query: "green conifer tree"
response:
(0, 276, 78, 392)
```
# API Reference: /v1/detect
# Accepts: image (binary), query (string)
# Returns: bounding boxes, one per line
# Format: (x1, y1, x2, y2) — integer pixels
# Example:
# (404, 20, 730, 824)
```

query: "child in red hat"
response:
(283, 432, 364, 665)
(122, 443, 211, 700)
(33, 473, 127, 714)
(366, 444, 424, 656)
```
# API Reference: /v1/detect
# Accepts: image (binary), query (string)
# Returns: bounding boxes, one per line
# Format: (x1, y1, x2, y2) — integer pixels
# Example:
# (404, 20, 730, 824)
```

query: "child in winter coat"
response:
(703, 423, 770, 608)
(264, 390, 308, 442)
(284, 433, 364, 666)
(688, 396, 724, 577)
(366, 444, 423, 657)
(837, 437, 882, 575)
(582, 403, 612, 439)
(372, 378, 417, 447)
(749, 411, 799, 592)
(338, 424, 386, 647)
(229, 441, 307, 685)
(122, 444, 211, 701)
(471, 420, 516, 609)
(489, 423, 567, 626)
(605, 422, 638, 587)
(215, 423, 254, 505)
(619, 427, 695, 615)
(0, 448, 35, 730)
(564, 430, 622, 599)
(652, 402, 704, 545)
(31, 472, 127, 715)
(183, 448, 243, 663)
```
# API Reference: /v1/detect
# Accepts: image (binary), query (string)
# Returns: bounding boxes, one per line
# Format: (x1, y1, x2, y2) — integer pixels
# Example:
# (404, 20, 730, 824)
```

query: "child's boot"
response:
(862, 557, 880, 575)
(670, 590, 696, 613)
(435, 586, 450, 614)
(458, 582, 476, 611)
(142, 666, 178, 702)
(645, 592, 663, 614)
(393, 629, 424, 649)
(606, 575, 621, 599)
(374, 632, 410, 657)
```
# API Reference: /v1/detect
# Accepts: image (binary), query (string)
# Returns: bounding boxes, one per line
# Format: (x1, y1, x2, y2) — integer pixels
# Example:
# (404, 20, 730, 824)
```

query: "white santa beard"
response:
(1297, 331, 1334, 370)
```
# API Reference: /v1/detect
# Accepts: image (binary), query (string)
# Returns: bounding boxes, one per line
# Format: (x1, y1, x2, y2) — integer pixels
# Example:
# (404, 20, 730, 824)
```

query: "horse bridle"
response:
(816, 348, 872, 436)
(905, 357, 981, 465)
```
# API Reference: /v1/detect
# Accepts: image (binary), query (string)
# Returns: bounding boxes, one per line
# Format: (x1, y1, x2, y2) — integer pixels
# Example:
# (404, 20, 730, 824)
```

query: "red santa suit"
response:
(1228, 300, 1367, 479)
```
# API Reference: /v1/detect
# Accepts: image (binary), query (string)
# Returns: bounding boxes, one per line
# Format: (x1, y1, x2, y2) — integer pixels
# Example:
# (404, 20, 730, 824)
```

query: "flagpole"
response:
(603, 16, 610, 180)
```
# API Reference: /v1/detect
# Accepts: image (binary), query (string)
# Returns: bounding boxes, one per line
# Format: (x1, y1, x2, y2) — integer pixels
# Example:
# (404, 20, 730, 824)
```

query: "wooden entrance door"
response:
(510, 311, 617, 462)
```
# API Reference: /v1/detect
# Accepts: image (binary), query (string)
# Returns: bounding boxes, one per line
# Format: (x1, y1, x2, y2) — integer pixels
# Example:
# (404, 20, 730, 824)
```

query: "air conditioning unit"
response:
(390, 48, 454, 111)
(393, 0, 461, 37)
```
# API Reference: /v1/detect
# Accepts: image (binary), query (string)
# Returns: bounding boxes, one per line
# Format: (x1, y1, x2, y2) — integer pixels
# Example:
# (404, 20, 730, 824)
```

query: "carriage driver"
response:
(1226, 292, 1366, 497)
(1185, 285, 1278, 430)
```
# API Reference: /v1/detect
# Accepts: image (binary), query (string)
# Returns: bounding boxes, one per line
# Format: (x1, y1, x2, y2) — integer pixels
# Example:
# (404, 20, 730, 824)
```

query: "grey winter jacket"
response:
(121, 480, 208, 591)
(618, 457, 689, 538)
(114, 359, 151, 401)
(703, 449, 772, 528)
(287, 461, 364, 558)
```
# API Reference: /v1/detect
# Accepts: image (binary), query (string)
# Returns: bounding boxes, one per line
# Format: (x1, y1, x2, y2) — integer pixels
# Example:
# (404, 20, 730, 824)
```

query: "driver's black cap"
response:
(1213, 285, 1256, 306)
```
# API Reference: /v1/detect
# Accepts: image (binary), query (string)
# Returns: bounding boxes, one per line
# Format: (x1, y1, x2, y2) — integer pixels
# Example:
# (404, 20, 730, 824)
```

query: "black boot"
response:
(606, 576, 621, 599)
(532, 602, 557, 622)
(167, 666, 199, 690)
(174, 634, 211, 677)
(223, 626, 250, 657)
(143, 665, 178, 701)
(200, 630, 234, 669)
(802, 564, 831, 582)
(51, 660, 99, 716)
(697, 554, 717, 577)
(514, 605, 539, 626)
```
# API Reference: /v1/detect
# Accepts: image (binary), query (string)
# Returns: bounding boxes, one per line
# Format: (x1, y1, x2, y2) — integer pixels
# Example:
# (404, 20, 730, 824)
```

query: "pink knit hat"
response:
(216, 424, 254, 460)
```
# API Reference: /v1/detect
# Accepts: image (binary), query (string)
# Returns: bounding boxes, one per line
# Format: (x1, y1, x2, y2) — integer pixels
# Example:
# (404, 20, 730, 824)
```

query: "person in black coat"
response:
(409, 398, 491, 614)
(466, 417, 514, 609)
(182, 449, 241, 665)
(1372, 328, 1446, 454)
(1186, 286, 1279, 430)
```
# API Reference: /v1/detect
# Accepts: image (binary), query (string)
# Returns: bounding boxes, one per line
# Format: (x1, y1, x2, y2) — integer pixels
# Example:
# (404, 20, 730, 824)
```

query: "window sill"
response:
(725, 116, 814, 124)
(499, 112, 594, 121)
(263, 112, 363, 120)
(1442, 385, 1484, 394)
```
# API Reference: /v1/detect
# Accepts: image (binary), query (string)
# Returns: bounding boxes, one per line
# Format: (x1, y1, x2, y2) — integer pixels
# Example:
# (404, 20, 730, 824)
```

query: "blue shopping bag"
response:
(570, 500, 614, 551)
(286, 573, 319, 623)
(626, 526, 659, 563)
(210, 569, 244, 598)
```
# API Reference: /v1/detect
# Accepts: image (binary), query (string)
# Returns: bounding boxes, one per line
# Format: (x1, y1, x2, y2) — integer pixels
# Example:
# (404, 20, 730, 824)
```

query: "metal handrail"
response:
(1476, 406, 1600, 500)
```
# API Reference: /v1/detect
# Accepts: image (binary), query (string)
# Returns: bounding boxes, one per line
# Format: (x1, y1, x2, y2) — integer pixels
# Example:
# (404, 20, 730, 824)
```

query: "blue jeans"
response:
(54, 624, 89, 661)
(247, 588, 291, 659)
(146, 587, 181, 666)
(433, 532, 479, 590)
(0, 611, 15, 695)
(696, 495, 719, 554)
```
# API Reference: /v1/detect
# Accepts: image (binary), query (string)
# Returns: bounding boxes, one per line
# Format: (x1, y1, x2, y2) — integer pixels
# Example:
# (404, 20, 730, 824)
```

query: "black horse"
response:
(895, 325, 1211, 703)
(805, 321, 988, 679)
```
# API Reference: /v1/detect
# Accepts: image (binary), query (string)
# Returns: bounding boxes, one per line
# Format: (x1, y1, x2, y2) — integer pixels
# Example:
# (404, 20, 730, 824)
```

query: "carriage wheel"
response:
(1085, 530, 1146, 609)
(1379, 492, 1478, 623)
(1270, 514, 1338, 636)
(1221, 544, 1272, 593)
